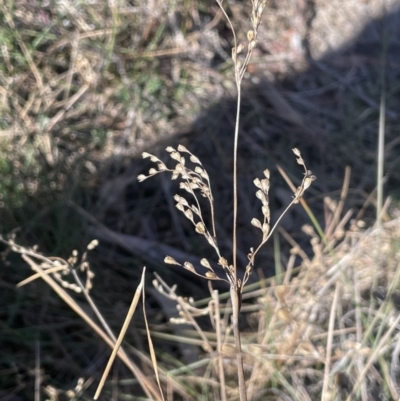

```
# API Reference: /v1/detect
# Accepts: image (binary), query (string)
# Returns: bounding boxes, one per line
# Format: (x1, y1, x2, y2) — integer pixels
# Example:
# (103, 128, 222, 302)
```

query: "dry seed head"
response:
(292, 148, 301, 157)
(175, 163, 184, 174)
(253, 178, 261, 189)
(257, 0, 267, 16)
(189, 155, 201, 164)
(249, 40, 257, 50)
(153, 279, 162, 292)
(179, 182, 191, 193)
(194, 166, 203, 175)
(87, 239, 99, 250)
(173, 194, 188, 206)
(237, 43, 244, 54)
(200, 258, 212, 270)
(302, 224, 316, 237)
(166, 146, 175, 152)
(183, 262, 195, 272)
(261, 179, 270, 194)
(199, 170, 209, 180)
(247, 30, 255, 41)
(182, 171, 190, 180)
(191, 205, 200, 215)
(205, 234, 217, 247)
(170, 151, 181, 162)
(296, 157, 305, 167)
(205, 271, 218, 279)
(251, 218, 262, 229)
(177, 144, 188, 152)
(200, 186, 209, 197)
(262, 223, 270, 239)
(164, 256, 180, 265)
(256, 190, 267, 205)
(175, 202, 184, 212)
(263, 169, 270, 179)
(149, 168, 157, 175)
(137, 174, 147, 182)
(157, 163, 167, 171)
(184, 209, 194, 220)
(195, 222, 206, 234)
(252, 15, 259, 28)
(142, 152, 152, 158)
(303, 175, 316, 191)
(228, 265, 235, 276)
(218, 257, 229, 268)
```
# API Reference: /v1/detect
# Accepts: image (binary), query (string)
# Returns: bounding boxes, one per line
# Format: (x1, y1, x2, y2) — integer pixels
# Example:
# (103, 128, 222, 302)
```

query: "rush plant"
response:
(138, 1, 316, 399)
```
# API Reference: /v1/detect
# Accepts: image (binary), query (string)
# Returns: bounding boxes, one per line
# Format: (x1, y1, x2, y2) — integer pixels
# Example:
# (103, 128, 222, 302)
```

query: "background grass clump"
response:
(1, 0, 400, 399)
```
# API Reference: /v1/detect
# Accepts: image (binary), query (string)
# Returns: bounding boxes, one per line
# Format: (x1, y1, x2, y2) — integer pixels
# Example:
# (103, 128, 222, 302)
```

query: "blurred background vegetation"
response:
(1, 0, 400, 399)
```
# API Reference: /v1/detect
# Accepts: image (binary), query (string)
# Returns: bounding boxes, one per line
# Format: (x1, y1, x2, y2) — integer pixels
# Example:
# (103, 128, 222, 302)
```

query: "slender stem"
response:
(246, 199, 296, 269)
(213, 290, 227, 401)
(377, 7, 388, 228)
(230, 285, 247, 401)
(233, 84, 241, 275)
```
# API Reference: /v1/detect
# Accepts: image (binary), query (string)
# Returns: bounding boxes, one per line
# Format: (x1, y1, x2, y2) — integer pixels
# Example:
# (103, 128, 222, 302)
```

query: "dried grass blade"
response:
(94, 267, 146, 400)
(20, 255, 160, 400)
(142, 272, 165, 401)
(376, 25, 388, 228)
(321, 281, 340, 399)
(325, 166, 351, 240)
(16, 265, 67, 287)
